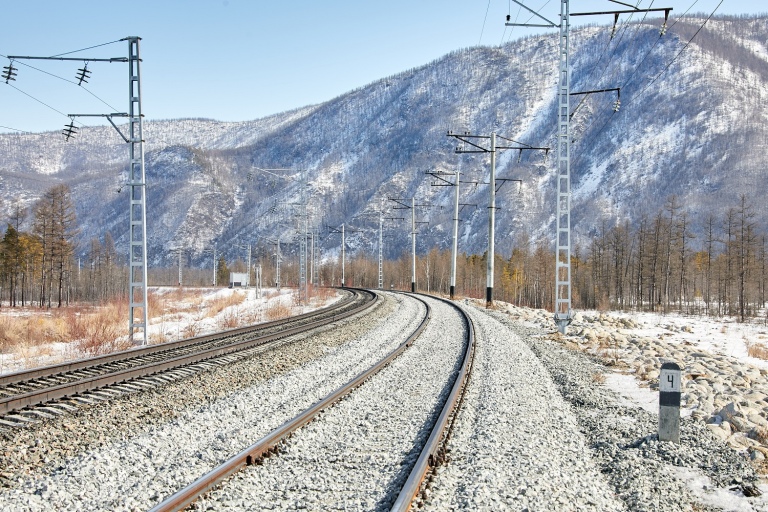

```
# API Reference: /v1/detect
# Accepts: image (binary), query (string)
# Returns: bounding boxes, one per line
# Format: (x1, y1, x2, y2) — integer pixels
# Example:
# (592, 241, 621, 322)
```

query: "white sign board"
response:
(659, 368, 681, 393)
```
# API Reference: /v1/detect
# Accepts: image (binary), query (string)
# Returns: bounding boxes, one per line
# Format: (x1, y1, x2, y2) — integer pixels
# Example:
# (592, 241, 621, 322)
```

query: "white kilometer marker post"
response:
(659, 362, 682, 443)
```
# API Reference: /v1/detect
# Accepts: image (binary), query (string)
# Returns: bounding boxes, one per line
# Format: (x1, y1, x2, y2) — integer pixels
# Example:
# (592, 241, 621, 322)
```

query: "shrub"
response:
(265, 301, 291, 321)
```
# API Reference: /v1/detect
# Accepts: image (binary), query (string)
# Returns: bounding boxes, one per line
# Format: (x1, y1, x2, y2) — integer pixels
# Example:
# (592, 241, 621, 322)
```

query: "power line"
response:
(625, 1, 723, 107)
(598, 0, 701, 98)
(577, 1, 723, 149)
(479, 0, 493, 44)
(503, 0, 553, 45)
(0, 124, 33, 134)
(6, 82, 73, 120)
(1, 53, 121, 113)
(48, 39, 123, 58)
(569, 0, 719, 151)
(581, 1, 648, 91)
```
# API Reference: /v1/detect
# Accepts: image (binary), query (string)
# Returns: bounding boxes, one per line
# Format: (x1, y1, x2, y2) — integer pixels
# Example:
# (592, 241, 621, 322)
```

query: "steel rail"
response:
(148, 293, 433, 512)
(0, 288, 358, 388)
(390, 294, 475, 512)
(0, 289, 376, 416)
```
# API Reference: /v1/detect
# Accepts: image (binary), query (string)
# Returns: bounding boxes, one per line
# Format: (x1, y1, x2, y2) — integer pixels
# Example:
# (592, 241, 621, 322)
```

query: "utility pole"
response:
(448, 131, 547, 307)
(252, 167, 310, 301)
(325, 224, 346, 287)
(273, 237, 281, 290)
(309, 231, 314, 288)
(7, 36, 149, 345)
(389, 197, 430, 293)
(235, 240, 252, 287)
(299, 170, 309, 302)
(383, 214, 405, 289)
(378, 216, 384, 290)
(507, 0, 670, 332)
(451, 171, 460, 299)
(342, 224, 345, 286)
(427, 169, 475, 300)
(313, 228, 320, 287)
(170, 248, 184, 286)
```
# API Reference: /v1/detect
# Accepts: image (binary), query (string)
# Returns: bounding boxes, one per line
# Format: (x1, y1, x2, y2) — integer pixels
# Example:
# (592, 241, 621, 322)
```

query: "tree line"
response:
(3, 186, 766, 323)
(0, 184, 129, 308)
(339, 195, 768, 321)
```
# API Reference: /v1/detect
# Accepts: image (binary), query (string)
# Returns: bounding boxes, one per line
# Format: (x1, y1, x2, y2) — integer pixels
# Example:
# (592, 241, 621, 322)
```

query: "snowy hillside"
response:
(0, 15, 765, 266)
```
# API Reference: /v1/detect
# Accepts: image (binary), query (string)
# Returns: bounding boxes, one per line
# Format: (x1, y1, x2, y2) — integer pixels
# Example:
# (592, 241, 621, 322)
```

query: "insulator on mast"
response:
(62, 118, 78, 141)
(2, 61, 17, 83)
(75, 63, 91, 86)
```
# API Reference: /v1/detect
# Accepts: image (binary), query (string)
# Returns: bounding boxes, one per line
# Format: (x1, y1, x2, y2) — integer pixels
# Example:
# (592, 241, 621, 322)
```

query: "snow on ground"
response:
(0, 286, 340, 376)
(494, 301, 768, 509)
(604, 309, 768, 371)
(504, 304, 768, 401)
(584, 308, 768, 417)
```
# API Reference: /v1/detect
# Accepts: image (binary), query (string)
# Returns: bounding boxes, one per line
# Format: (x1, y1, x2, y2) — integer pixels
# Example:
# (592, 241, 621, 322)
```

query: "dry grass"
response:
(0, 287, 320, 370)
(148, 289, 204, 317)
(0, 298, 132, 362)
(182, 321, 202, 339)
(218, 310, 240, 329)
(76, 316, 131, 356)
(313, 286, 335, 302)
(265, 301, 292, 321)
(592, 372, 606, 384)
(204, 292, 247, 318)
(747, 341, 768, 360)
(150, 331, 170, 344)
(1, 310, 70, 348)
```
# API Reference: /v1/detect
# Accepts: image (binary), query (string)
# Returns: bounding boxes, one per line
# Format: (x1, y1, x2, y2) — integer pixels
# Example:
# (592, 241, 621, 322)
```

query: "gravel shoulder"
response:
(423, 302, 626, 511)
(481, 305, 765, 511)
(0, 292, 421, 511)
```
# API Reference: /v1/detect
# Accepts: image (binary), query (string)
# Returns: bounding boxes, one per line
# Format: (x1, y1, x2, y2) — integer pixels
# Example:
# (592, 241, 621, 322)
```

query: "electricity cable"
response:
(0, 124, 33, 134)
(503, 0, 553, 45)
(1, 54, 120, 112)
(573, 0, 723, 161)
(572, 0, 717, 144)
(6, 83, 73, 121)
(48, 39, 123, 58)
(624, 0, 722, 108)
(479, 0, 493, 45)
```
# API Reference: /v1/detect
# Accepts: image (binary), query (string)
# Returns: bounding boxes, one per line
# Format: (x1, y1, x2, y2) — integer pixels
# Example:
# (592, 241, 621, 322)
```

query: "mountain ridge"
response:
(0, 14, 765, 266)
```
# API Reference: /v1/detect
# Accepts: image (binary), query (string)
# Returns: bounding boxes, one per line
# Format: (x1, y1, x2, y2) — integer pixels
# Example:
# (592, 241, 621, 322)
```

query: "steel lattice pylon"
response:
(127, 37, 149, 345)
(554, 0, 572, 333)
(378, 216, 383, 289)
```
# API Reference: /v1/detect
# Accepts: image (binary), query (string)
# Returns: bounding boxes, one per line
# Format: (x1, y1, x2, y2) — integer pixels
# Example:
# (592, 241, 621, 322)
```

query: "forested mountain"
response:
(1, 15, 766, 267)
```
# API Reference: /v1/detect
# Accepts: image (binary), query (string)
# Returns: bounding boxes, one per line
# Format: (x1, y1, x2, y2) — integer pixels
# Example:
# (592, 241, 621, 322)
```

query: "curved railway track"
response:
(0, 288, 377, 425)
(149, 292, 474, 512)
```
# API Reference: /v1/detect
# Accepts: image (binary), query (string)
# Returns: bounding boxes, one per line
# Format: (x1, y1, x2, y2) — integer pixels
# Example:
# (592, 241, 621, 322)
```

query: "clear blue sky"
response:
(0, 1, 762, 134)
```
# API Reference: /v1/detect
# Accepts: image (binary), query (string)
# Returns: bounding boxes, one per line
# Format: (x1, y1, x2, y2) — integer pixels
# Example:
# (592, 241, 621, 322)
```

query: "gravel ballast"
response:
(0, 292, 423, 511)
(2, 293, 766, 511)
(193, 295, 467, 510)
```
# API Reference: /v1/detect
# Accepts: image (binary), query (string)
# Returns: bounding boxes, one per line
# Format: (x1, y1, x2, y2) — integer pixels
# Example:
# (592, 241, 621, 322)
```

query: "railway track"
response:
(149, 292, 474, 512)
(0, 288, 376, 426)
